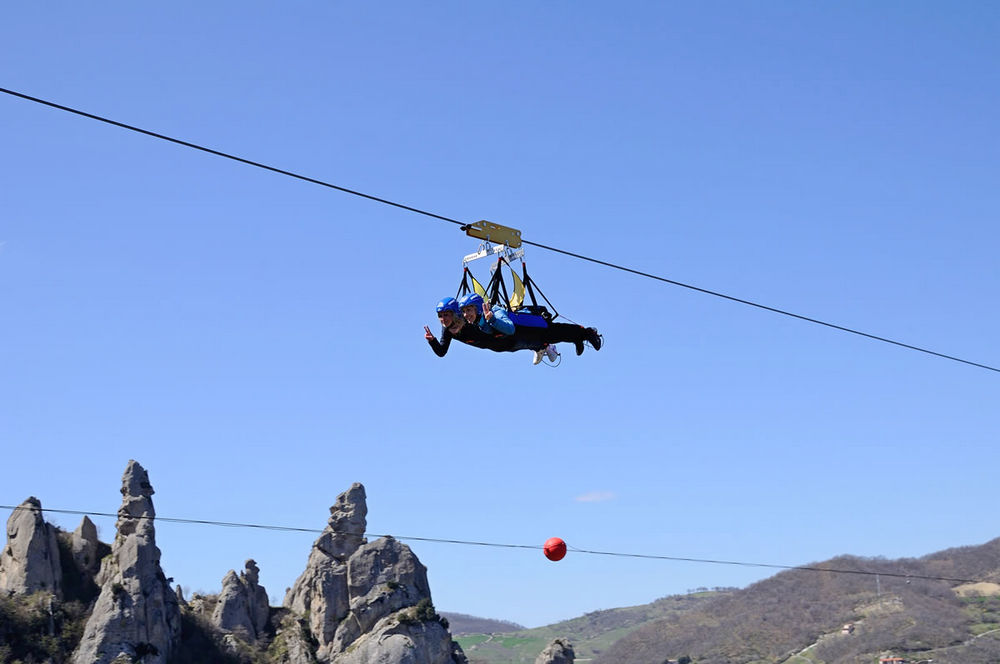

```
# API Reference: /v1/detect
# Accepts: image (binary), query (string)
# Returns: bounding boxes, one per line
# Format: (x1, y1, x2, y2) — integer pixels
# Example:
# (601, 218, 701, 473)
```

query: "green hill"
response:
(454, 592, 729, 664)
(453, 537, 1000, 664)
(594, 538, 1000, 664)
(442, 612, 526, 635)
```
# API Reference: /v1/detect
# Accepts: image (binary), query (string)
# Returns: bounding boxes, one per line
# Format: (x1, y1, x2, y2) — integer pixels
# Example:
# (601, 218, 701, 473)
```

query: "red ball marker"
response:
(543, 537, 567, 561)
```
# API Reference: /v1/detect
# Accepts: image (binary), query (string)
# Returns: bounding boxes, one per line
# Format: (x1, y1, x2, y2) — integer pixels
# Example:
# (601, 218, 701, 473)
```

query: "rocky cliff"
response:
(0, 464, 467, 664)
(0, 496, 63, 598)
(71, 460, 182, 664)
(284, 482, 466, 664)
(212, 559, 270, 643)
(70, 515, 101, 579)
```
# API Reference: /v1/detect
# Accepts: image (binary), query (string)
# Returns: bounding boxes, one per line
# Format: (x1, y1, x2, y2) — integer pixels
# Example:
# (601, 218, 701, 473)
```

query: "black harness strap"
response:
(485, 258, 512, 311)
(456, 258, 561, 322)
(521, 261, 559, 321)
(456, 267, 473, 299)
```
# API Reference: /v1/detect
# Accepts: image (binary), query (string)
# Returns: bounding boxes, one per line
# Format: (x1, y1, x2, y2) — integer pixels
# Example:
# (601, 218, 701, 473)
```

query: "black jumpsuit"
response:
(427, 323, 500, 357)
(429, 319, 596, 356)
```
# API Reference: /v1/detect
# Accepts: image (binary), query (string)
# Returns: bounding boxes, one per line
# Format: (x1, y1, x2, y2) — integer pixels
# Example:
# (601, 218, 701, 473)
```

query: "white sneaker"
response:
(545, 344, 560, 362)
(532, 350, 545, 365)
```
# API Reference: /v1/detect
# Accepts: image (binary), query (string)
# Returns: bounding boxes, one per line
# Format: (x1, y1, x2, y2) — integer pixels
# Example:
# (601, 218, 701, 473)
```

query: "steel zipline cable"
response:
(2, 85, 998, 374)
(0, 504, 979, 585)
(0, 87, 464, 228)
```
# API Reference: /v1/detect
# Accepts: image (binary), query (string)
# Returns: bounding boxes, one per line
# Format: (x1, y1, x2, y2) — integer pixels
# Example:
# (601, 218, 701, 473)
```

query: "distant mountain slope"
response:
(455, 592, 729, 664)
(594, 537, 1000, 664)
(441, 612, 525, 635)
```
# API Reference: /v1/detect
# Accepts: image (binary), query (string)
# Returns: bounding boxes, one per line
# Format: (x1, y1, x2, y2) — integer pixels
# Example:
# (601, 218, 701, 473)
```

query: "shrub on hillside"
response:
(0, 592, 89, 663)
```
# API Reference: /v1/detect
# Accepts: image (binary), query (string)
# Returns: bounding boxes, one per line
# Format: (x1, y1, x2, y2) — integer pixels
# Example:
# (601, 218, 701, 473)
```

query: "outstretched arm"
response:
(425, 325, 451, 357)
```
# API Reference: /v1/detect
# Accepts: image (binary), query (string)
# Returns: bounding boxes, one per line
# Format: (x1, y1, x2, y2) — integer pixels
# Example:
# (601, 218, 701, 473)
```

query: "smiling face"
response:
(461, 304, 479, 323)
(439, 309, 465, 331)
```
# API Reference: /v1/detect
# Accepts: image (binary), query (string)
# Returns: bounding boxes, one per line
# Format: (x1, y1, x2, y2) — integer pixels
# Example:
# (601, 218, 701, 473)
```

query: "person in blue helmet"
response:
(457, 293, 515, 336)
(458, 292, 558, 364)
(424, 297, 497, 357)
(427, 296, 603, 361)
(456, 293, 602, 363)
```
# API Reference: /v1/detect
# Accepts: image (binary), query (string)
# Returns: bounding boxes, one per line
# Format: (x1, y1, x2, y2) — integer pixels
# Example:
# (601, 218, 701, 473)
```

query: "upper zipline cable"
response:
(2, 85, 997, 374)
(0, 87, 464, 228)
(0, 504, 978, 585)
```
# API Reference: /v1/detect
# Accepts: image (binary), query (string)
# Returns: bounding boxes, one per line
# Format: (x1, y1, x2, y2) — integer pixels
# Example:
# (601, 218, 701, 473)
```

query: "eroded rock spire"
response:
(0, 496, 62, 597)
(212, 559, 270, 643)
(72, 460, 181, 664)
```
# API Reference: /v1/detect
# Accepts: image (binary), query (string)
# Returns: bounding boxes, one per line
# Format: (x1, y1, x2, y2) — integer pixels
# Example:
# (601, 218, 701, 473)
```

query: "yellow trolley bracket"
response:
(461, 220, 522, 249)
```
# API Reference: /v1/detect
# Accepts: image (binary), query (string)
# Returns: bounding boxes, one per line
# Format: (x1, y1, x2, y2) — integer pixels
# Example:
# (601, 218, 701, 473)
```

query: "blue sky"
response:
(2, 2, 999, 628)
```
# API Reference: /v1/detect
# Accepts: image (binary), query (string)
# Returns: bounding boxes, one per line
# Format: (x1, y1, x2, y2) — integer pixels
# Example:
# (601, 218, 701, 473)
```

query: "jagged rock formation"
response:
(212, 559, 270, 642)
(284, 483, 465, 663)
(55, 514, 108, 605)
(2, 470, 467, 664)
(0, 496, 62, 597)
(284, 483, 367, 657)
(536, 638, 575, 664)
(72, 460, 181, 664)
(333, 615, 466, 664)
(71, 515, 101, 577)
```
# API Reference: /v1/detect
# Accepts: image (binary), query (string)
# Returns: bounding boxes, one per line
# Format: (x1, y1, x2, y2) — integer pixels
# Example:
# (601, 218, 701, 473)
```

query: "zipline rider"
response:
(424, 297, 500, 357)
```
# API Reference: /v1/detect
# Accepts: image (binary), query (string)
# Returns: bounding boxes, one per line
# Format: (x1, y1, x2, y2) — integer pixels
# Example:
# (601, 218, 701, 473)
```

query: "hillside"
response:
(442, 613, 525, 635)
(454, 592, 729, 664)
(451, 538, 1000, 664)
(594, 538, 1000, 664)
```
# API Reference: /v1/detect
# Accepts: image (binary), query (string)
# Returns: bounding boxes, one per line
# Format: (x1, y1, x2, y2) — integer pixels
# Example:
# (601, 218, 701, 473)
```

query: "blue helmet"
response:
(435, 297, 460, 314)
(458, 293, 484, 310)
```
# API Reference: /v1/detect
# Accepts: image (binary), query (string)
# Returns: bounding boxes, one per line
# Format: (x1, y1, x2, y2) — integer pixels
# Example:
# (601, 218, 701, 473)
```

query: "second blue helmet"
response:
(458, 293, 484, 310)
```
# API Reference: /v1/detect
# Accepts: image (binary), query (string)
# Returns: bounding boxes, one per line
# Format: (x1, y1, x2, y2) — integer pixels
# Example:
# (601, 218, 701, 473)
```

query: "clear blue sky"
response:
(2, 2, 999, 628)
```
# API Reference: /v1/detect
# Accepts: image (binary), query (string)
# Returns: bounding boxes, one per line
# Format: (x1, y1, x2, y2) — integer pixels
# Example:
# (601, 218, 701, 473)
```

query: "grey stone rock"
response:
(71, 460, 181, 664)
(332, 613, 467, 664)
(285, 483, 466, 663)
(71, 515, 100, 577)
(186, 592, 212, 618)
(285, 483, 369, 657)
(212, 559, 270, 642)
(331, 537, 432, 653)
(535, 638, 575, 664)
(0, 497, 62, 598)
(318, 482, 369, 561)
